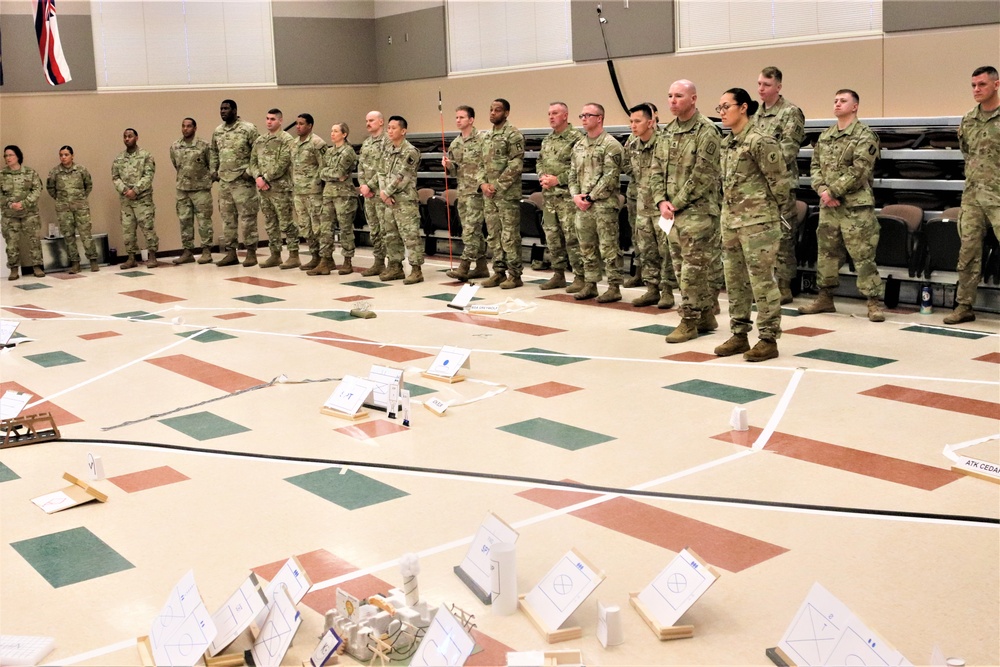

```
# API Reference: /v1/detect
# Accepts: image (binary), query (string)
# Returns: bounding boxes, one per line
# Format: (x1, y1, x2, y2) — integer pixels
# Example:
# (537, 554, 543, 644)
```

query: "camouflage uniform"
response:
(810, 119, 882, 298)
(250, 130, 298, 254)
(112, 148, 158, 255)
(357, 133, 391, 264)
(749, 96, 805, 288)
(46, 163, 97, 265)
(626, 129, 679, 290)
(954, 102, 1000, 307)
(569, 131, 624, 285)
(446, 128, 486, 262)
(379, 139, 422, 267)
(210, 118, 260, 251)
(537, 126, 583, 274)
(1, 166, 44, 269)
(170, 137, 214, 251)
(720, 124, 789, 340)
(650, 111, 723, 319)
(320, 143, 359, 260)
(478, 121, 525, 276)
(292, 133, 328, 260)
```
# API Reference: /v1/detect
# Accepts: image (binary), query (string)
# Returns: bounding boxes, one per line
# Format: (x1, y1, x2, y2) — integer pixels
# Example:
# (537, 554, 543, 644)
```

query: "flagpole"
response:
(438, 91, 454, 269)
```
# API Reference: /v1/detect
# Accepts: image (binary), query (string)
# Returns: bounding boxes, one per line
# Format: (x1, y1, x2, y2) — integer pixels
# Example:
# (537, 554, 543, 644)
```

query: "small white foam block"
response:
(467, 303, 501, 316)
(597, 600, 623, 647)
(729, 406, 748, 431)
(424, 397, 448, 416)
(87, 453, 105, 481)
(0, 635, 55, 667)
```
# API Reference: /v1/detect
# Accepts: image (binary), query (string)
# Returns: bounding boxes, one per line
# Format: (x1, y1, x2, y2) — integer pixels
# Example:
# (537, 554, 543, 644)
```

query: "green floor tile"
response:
(901, 325, 987, 340)
(425, 293, 483, 303)
(15, 282, 51, 290)
(664, 379, 774, 404)
(0, 461, 20, 483)
(25, 351, 84, 368)
(116, 270, 151, 278)
(11, 527, 134, 588)
(176, 329, 237, 343)
(159, 411, 250, 440)
(343, 280, 390, 289)
(309, 310, 356, 321)
(497, 417, 614, 451)
(113, 310, 163, 320)
(403, 382, 435, 397)
(632, 324, 676, 336)
(795, 348, 895, 368)
(503, 347, 588, 366)
(526, 278, 547, 285)
(285, 468, 408, 510)
(235, 294, 285, 304)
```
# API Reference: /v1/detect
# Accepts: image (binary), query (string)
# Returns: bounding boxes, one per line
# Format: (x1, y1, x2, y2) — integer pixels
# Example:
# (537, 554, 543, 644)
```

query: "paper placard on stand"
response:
(631, 547, 719, 639)
(0, 319, 18, 346)
(364, 365, 404, 412)
(520, 549, 605, 643)
(146, 571, 217, 667)
(423, 397, 449, 416)
(309, 627, 342, 667)
(409, 604, 475, 667)
(423, 346, 471, 383)
(321, 376, 378, 420)
(467, 303, 501, 316)
(250, 587, 301, 667)
(454, 512, 519, 604)
(207, 574, 269, 657)
(951, 456, 1000, 484)
(252, 556, 313, 637)
(448, 283, 480, 310)
(0, 390, 30, 421)
(31, 473, 108, 514)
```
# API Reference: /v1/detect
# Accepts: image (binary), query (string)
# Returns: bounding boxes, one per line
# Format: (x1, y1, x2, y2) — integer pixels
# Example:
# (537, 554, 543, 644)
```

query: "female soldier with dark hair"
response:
(47, 145, 99, 273)
(1, 145, 45, 280)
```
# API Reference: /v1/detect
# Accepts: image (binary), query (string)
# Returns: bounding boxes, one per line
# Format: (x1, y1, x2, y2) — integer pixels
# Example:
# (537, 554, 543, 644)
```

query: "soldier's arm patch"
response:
(706, 142, 717, 155)
(868, 143, 877, 156)
(767, 150, 779, 164)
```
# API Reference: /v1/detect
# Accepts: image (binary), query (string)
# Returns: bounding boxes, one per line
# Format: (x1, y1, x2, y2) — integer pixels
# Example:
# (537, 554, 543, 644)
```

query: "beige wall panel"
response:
(0, 86, 377, 255)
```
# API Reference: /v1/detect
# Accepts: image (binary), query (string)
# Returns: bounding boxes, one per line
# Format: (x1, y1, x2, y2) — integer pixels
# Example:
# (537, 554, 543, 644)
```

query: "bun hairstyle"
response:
(725, 88, 759, 116)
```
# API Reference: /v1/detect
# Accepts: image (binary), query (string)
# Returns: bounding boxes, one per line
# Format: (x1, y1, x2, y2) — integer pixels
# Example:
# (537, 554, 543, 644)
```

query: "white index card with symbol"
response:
(426, 346, 471, 379)
(524, 549, 605, 631)
(459, 512, 519, 596)
(409, 604, 475, 667)
(323, 376, 377, 416)
(637, 548, 719, 628)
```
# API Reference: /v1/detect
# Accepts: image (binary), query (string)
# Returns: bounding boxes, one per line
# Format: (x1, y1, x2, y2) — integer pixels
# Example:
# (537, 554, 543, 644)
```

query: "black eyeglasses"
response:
(578, 113, 603, 119)
(715, 103, 735, 114)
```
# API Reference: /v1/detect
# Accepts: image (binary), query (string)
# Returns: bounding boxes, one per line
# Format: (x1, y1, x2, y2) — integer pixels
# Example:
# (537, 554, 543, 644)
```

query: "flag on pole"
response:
(33, 0, 72, 85)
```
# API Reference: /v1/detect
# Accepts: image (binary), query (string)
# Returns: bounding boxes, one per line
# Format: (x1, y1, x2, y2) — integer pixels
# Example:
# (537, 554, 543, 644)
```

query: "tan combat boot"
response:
(243, 249, 259, 267)
(404, 265, 424, 285)
(574, 282, 598, 300)
(468, 257, 490, 279)
(867, 298, 885, 322)
(89, 259, 100, 272)
(68, 261, 80, 274)
(362, 258, 385, 277)
(173, 249, 195, 265)
(597, 285, 622, 303)
(798, 288, 836, 314)
(307, 257, 333, 276)
(500, 274, 523, 289)
(380, 261, 405, 281)
(8, 268, 19, 280)
(657, 288, 675, 309)
(744, 338, 778, 362)
(539, 270, 566, 290)
(197, 247, 213, 264)
(632, 285, 659, 307)
(146, 251, 159, 268)
(259, 251, 282, 268)
(215, 248, 238, 267)
(480, 271, 506, 288)
(120, 255, 137, 270)
(299, 254, 320, 271)
(565, 275, 586, 294)
(623, 266, 643, 289)
(338, 258, 354, 275)
(447, 260, 471, 281)
(778, 280, 793, 305)
(32, 265, 45, 277)
(943, 304, 975, 325)
(280, 248, 300, 269)
(697, 308, 719, 333)
(665, 319, 699, 344)
(714, 333, 750, 357)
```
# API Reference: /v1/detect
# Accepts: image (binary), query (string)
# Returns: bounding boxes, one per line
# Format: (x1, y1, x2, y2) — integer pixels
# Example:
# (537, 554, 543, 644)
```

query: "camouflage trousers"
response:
(484, 196, 522, 276)
(120, 195, 158, 255)
(627, 196, 638, 246)
(259, 190, 297, 254)
(667, 210, 723, 319)
(722, 220, 782, 339)
(219, 178, 260, 251)
(774, 197, 800, 286)
(634, 213, 678, 289)
(955, 199, 1000, 306)
(542, 193, 581, 275)
(176, 189, 213, 250)
(363, 195, 386, 262)
(294, 193, 323, 254)
(383, 199, 423, 266)
(575, 201, 622, 285)
(816, 204, 883, 298)
(56, 205, 97, 263)
(2, 213, 43, 269)
(457, 194, 486, 262)
(323, 195, 358, 260)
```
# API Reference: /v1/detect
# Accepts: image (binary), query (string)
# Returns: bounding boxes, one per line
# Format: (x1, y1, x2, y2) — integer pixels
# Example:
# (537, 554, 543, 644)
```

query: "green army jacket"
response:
(810, 119, 879, 207)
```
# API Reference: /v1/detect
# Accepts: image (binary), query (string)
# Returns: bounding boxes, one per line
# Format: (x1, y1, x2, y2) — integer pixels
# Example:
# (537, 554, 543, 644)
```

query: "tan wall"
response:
(0, 86, 377, 255)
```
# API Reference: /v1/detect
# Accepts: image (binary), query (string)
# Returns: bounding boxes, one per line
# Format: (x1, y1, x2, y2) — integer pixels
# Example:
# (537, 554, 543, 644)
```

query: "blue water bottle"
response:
(920, 284, 932, 315)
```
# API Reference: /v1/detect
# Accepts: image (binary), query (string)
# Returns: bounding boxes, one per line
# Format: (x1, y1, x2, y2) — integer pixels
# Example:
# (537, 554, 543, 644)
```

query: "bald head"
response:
(672, 79, 696, 95)
(365, 111, 384, 136)
(668, 80, 698, 121)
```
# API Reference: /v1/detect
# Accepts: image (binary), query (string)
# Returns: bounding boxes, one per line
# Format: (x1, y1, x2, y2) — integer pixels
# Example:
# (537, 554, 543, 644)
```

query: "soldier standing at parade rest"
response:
(442, 105, 490, 281)
(317, 123, 358, 276)
(250, 108, 299, 269)
(478, 99, 526, 289)
(799, 89, 885, 322)
(944, 65, 1000, 325)
(112, 128, 159, 269)
(1, 145, 44, 279)
(568, 102, 625, 303)
(749, 66, 805, 304)
(291, 113, 328, 273)
(378, 116, 424, 284)
(170, 118, 214, 265)
(535, 102, 584, 291)
(211, 99, 260, 267)
(47, 146, 98, 273)
(358, 111, 391, 277)
(714, 88, 788, 362)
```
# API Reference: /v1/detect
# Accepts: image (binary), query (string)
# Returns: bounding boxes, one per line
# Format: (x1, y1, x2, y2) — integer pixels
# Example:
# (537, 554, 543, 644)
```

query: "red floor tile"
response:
(860, 384, 1000, 421)
(974, 352, 1000, 364)
(0, 381, 82, 425)
(304, 330, 432, 363)
(540, 293, 669, 313)
(427, 311, 565, 336)
(784, 326, 833, 337)
(51, 272, 85, 280)
(3, 303, 63, 318)
(119, 289, 185, 304)
(711, 427, 961, 490)
(661, 351, 717, 363)
(516, 382, 583, 398)
(79, 330, 121, 340)
(226, 276, 294, 289)
(467, 629, 516, 666)
(107, 465, 190, 493)
(214, 312, 255, 320)
(516, 484, 602, 509)
(336, 295, 372, 302)
(335, 419, 410, 439)
(146, 354, 264, 392)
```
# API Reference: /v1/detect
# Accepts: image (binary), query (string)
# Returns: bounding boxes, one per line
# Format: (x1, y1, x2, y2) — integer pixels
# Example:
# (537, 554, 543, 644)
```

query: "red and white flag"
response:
(33, 0, 72, 85)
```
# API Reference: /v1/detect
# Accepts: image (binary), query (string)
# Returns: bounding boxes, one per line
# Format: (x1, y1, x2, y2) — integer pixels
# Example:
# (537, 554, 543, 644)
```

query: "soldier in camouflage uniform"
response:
(250, 108, 299, 269)
(211, 99, 260, 267)
(291, 113, 328, 273)
(1, 145, 44, 279)
(358, 111, 390, 277)
(112, 128, 159, 270)
(715, 88, 789, 362)
(46, 145, 97, 273)
(319, 123, 359, 276)
(569, 103, 625, 303)
(442, 105, 489, 281)
(478, 99, 525, 289)
(170, 118, 214, 265)
(750, 66, 805, 304)
(650, 81, 724, 343)
(800, 89, 885, 322)
(535, 102, 583, 291)
(944, 65, 1000, 325)
(379, 116, 423, 284)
